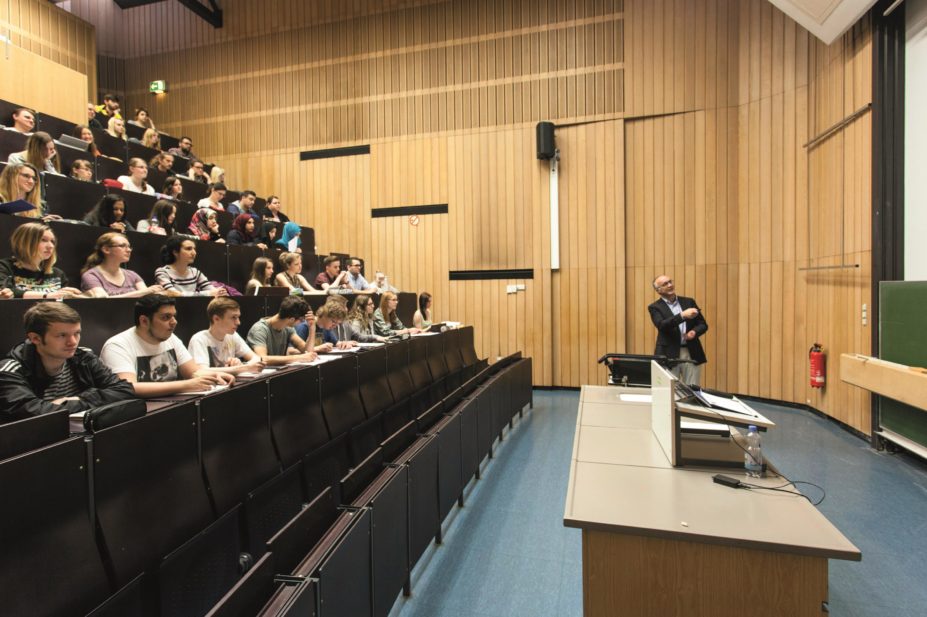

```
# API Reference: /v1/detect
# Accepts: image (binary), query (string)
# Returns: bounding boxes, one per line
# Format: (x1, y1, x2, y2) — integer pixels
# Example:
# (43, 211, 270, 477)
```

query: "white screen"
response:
(906, 0, 927, 281)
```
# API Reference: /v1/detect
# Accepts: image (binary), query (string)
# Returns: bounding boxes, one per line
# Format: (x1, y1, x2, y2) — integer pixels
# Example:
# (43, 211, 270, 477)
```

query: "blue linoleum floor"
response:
(389, 390, 927, 617)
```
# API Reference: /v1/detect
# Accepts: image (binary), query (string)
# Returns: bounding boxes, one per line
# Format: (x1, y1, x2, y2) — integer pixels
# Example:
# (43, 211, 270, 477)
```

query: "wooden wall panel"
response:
(0, 0, 97, 100)
(0, 43, 87, 124)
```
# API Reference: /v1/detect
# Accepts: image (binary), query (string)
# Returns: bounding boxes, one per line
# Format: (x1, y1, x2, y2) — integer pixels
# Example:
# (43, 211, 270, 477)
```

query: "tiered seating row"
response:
(0, 327, 534, 617)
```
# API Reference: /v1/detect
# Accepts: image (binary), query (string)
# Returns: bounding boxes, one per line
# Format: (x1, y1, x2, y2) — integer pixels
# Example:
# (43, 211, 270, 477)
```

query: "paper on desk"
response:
(411, 332, 438, 336)
(178, 384, 230, 395)
(356, 342, 385, 348)
(237, 368, 278, 377)
(619, 393, 652, 403)
(699, 391, 757, 417)
(326, 347, 360, 353)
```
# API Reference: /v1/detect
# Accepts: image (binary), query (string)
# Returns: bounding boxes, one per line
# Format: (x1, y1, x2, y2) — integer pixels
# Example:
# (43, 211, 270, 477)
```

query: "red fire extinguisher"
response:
(809, 343, 825, 388)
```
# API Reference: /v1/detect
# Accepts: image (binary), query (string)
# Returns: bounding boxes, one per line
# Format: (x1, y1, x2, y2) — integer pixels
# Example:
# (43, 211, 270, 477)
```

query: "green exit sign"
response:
(149, 80, 167, 94)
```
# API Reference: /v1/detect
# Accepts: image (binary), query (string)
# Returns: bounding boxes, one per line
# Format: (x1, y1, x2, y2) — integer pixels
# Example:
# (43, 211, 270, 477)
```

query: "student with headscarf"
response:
(226, 214, 267, 249)
(275, 222, 302, 253)
(187, 208, 224, 243)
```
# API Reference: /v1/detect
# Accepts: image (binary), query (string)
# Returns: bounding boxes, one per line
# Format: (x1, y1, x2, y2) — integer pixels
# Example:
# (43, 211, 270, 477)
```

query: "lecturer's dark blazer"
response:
(647, 296, 708, 365)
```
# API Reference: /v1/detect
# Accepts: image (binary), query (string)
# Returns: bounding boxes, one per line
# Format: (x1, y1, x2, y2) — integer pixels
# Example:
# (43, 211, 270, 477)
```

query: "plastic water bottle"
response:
(744, 425, 763, 478)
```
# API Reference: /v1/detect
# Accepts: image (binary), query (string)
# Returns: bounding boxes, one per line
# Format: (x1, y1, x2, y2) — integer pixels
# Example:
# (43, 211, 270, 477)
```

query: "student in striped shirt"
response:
(154, 236, 227, 297)
(0, 302, 135, 423)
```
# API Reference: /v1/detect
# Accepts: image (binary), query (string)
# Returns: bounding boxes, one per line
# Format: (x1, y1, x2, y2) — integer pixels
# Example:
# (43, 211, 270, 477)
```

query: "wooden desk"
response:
(564, 385, 861, 617)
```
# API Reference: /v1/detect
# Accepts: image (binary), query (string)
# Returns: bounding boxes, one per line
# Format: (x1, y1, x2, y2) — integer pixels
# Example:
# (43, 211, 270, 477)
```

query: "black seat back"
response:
(385, 340, 414, 402)
(0, 410, 69, 460)
(268, 366, 328, 467)
(356, 346, 393, 417)
(319, 355, 366, 439)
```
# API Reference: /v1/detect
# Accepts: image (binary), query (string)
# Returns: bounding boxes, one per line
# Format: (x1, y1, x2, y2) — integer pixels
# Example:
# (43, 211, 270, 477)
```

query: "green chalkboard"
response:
(879, 281, 927, 447)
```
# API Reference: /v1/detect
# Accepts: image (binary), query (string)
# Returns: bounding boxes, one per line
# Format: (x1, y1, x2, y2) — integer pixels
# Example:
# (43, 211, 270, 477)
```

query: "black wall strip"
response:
(371, 204, 449, 218)
(299, 145, 370, 160)
(449, 269, 534, 281)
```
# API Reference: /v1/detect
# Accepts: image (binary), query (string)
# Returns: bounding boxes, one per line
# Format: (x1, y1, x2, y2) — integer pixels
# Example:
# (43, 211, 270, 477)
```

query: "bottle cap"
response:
(748, 425, 757, 431)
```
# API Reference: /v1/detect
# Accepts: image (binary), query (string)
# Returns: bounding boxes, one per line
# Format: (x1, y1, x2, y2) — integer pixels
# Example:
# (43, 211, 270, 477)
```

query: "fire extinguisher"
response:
(809, 343, 825, 388)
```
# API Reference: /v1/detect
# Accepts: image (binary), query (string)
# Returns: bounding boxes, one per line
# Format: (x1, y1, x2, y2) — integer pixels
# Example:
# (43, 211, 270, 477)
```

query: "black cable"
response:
(678, 388, 827, 506)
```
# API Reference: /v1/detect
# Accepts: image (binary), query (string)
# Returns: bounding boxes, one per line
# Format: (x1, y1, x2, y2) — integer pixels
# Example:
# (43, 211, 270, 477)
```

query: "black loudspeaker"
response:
(536, 121, 555, 160)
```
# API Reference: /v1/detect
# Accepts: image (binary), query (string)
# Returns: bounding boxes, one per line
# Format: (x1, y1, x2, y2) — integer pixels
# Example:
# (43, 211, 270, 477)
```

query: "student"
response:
(187, 208, 225, 243)
(227, 214, 267, 248)
(186, 159, 209, 183)
(80, 232, 164, 298)
(70, 159, 94, 182)
(295, 300, 345, 351)
(106, 116, 127, 141)
(101, 294, 233, 398)
(345, 257, 376, 294)
(168, 136, 199, 163)
(262, 195, 290, 223)
(413, 291, 433, 329)
(0, 162, 42, 218)
(94, 93, 122, 124)
(154, 236, 228, 297)
(118, 158, 155, 195)
(275, 222, 302, 252)
(372, 271, 398, 293)
(87, 103, 104, 130)
(209, 166, 225, 185)
(83, 194, 134, 232)
(8, 131, 61, 175)
(140, 128, 161, 151)
(150, 152, 175, 174)
(245, 256, 275, 296)
(0, 302, 136, 423)
(188, 298, 265, 374)
(4, 107, 35, 134)
(226, 190, 259, 221)
(161, 175, 184, 200)
(258, 222, 278, 247)
(245, 296, 319, 364)
(347, 295, 389, 343)
(274, 252, 317, 293)
(137, 199, 176, 235)
(129, 108, 156, 131)
(197, 182, 226, 211)
(314, 255, 351, 292)
(72, 125, 103, 157)
(0, 222, 82, 299)
(373, 291, 419, 337)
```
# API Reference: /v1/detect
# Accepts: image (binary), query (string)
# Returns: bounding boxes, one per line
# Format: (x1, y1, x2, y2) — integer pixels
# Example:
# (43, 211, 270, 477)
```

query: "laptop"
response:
(57, 134, 91, 152)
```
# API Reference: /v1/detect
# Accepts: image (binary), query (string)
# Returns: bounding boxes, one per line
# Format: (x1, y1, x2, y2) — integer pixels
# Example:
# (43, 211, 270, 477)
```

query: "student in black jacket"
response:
(0, 302, 136, 423)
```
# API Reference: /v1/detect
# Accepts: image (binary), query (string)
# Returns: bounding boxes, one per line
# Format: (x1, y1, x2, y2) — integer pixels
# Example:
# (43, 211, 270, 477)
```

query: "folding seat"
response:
(267, 365, 328, 468)
(0, 409, 69, 461)
(205, 552, 277, 617)
(44, 173, 105, 219)
(441, 328, 464, 391)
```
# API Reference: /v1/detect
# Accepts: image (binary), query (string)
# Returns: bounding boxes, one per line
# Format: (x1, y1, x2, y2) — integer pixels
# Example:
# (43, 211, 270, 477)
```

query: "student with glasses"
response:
(80, 232, 165, 298)
(0, 163, 42, 217)
(186, 159, 209, 183)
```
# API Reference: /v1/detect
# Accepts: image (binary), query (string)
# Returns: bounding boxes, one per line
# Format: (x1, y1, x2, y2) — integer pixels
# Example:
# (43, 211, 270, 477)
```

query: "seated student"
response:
(245, 256, 275, 296)
(8, 131, 61, 175)
(169, 136, 200, 164)
(70, 159, 94, 182)
(262, 195, 290, 223)
(80, 232, 164, 298)
(275, 222, 302, 253)
(294, 299, 344, 352)
(187, 208, 225, 243)
(274, 252, 317, 293)
(0, 162, 42, 218)
(347, 295, 388, 343)
(196, 182, 226, 211)
(117, 158, 155, 195)
(0, 222, 82, 299)
(154, 236, 228, 297)
(150, 152, 175, 174)
(137, 199, 177, 235)
(413, 291, 433, 329)
(4, 107, 35, 134)
(94, 93, 122, 125)
(258, 221, 278, 247)
(83, 194, 135, 232)
(226, 190, 259, 221)
(106, 116, 128, 142)
(188, 297, 265, 374)
(131, 128, 160, 151)
(345, 257, 376, 294)
(314, 255, 352, 293)
(100, 294, 233, 398)
(209, 166, 225, 185)
(373, 291, 420, 337)
(245, 295, 319, 365)
(186, 159, 209, 183)
(226, 214, 267, 248)
(0, 302, 136, 423)
(372, 271, 398, 293)
(87, 103, 104, 130)
(129, 107, 156, 131)
(160, 175, 184, 200)
(72, 125, 103, 157)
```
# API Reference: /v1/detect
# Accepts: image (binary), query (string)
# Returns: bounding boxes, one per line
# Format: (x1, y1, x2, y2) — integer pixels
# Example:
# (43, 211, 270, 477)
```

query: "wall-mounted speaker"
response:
(536, 121, 555, 160)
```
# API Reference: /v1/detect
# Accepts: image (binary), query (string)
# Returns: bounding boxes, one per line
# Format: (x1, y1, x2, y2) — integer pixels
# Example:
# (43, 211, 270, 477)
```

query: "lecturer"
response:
(648, 274, 708, 386)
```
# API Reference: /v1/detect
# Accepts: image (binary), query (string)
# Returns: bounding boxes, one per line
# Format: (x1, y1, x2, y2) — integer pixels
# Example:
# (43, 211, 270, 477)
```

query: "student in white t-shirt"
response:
(188, 297, 264, 375)
(100, 294, 234, 398)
